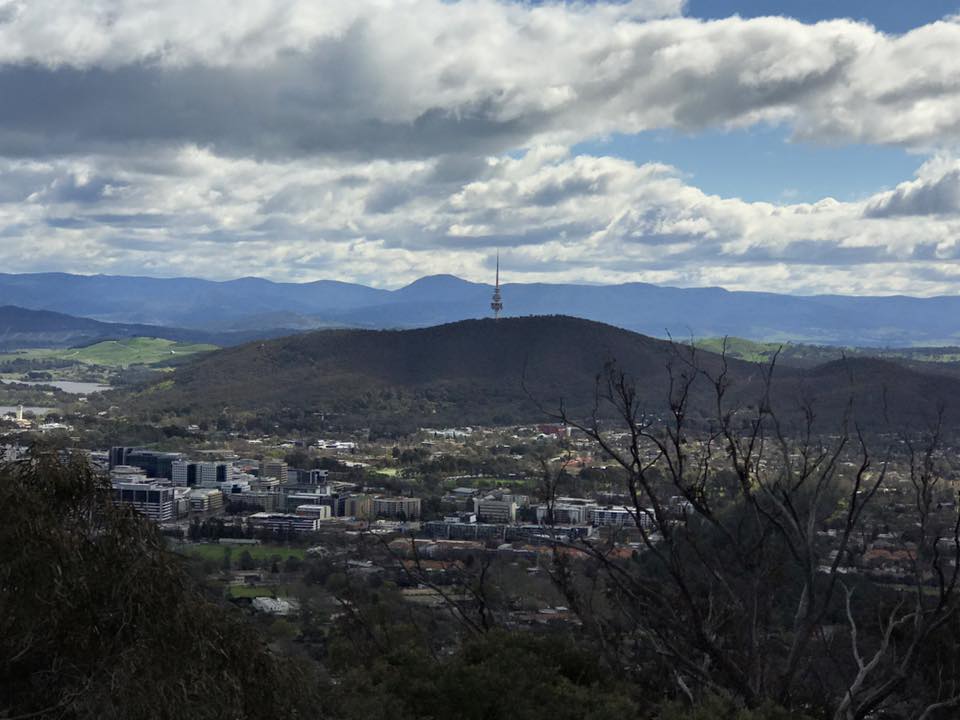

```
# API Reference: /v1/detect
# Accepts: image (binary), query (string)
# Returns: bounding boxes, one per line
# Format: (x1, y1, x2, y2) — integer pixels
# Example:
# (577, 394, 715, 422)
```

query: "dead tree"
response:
(539, 343, 960, 718)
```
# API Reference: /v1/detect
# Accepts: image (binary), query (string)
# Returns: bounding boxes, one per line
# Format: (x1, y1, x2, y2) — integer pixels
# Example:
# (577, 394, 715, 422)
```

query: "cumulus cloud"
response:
(0, 144, 959, 295)
(0, 1, 684, 69)
(864, 158, 960, 217)
(0, 1, 959, 294)
(0, 2, 957, 159)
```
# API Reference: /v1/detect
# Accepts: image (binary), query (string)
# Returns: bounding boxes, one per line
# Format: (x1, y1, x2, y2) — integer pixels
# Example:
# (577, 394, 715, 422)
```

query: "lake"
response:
(0, 378, 111, 394)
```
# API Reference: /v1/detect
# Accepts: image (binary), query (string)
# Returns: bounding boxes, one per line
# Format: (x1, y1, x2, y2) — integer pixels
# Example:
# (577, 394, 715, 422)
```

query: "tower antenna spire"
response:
(490, 252, 503, 319)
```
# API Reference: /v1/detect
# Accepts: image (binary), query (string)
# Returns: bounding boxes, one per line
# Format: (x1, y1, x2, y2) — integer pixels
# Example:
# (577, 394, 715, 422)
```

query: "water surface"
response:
(0, 378, 111, 394)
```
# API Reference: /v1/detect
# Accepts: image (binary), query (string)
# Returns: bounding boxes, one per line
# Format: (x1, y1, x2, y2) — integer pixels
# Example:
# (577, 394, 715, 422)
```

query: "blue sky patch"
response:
(686, 0, 959, 33)
(575, 126, 922, 203)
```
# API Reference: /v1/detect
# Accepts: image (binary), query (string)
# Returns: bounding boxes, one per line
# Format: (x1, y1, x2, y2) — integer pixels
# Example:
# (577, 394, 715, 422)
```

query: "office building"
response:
(172, 460, 232, 486)
(188, 488, 224, 513)
(227, 489, 280, 512)
(474, 497, 517, 523)
(342, 494, 373, 519)
(197, 462, 231, 485)
(112, 479, 175, 522)
(261, 460, 288, 484)
(588, 506, 637, 527)
(171, 460, 192, 486)
(295, 504, 331, 520)
(535, 502, 592, 525)
(111, 448, 182, 481)
(110, 465, 148, 481)
(285, 491, 333, 513)
(248, 512, 321, 535)
(109, 446, 133, 469)
(373, 496, 421, 520)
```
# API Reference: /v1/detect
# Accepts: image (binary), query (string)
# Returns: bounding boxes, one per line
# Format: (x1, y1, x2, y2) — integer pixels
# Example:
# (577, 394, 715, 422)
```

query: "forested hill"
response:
(0, 305, 294, 350)
(121, 316, 960, 434)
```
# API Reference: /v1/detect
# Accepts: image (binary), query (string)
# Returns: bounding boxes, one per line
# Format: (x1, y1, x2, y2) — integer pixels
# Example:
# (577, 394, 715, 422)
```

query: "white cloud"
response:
(0, 1, 959, 293)
(0, 1, 684, 69)
(0, 2, 957, 157)
(1, 144, 959, 295)
(864, 156, 960, 217)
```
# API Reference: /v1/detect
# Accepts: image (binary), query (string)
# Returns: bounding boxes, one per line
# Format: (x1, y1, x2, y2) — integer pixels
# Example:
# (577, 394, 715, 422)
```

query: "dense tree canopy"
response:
(0, 447, 318, 720)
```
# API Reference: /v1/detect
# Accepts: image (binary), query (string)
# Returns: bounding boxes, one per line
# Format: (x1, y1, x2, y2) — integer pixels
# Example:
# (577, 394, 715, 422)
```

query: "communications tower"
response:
(490, 253, 503, 319)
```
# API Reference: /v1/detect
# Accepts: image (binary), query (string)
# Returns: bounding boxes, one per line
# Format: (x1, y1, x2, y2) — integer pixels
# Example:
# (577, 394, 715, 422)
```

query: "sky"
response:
(1, 1, 960, 295)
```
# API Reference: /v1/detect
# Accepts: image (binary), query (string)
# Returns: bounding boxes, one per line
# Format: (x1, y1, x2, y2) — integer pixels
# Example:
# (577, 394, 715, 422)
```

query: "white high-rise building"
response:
(197, 462, 219, 485)
(112, 479, 175, 522)
(171, 460, 190, 486)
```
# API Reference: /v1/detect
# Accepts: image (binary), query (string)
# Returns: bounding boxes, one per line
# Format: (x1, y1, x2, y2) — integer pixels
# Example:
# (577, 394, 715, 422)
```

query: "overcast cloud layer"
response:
(1, 0, 960, 294)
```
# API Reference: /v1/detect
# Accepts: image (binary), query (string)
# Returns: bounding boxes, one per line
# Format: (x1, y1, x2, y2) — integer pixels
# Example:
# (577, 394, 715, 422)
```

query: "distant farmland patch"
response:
(0, 337, 218, 368)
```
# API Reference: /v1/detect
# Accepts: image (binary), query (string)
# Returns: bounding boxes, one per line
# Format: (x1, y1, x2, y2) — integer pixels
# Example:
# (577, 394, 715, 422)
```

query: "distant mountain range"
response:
(0, 306, 293, 351)
(117, 316, 960, 434)
(3, 271, 960, 346)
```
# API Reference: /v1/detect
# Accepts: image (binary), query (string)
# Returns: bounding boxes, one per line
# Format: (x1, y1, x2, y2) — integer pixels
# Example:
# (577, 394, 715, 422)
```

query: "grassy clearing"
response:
(373, 467, 400, 477)
(227, 585, 294, 599)
(695, 337, 960, 366)
(67, 338, 217, 366)
(0, 337, 217, 368)
(442, 476, 522, 490)
(181, 543, 307, 562)
(694, 337, 784, 363)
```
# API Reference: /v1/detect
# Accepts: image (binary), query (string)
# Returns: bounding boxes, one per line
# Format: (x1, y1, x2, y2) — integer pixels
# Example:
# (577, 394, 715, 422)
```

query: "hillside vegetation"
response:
(117, 316, 960, 434)
(0, 304, 294, 350)
(123, 316, 715, 432)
